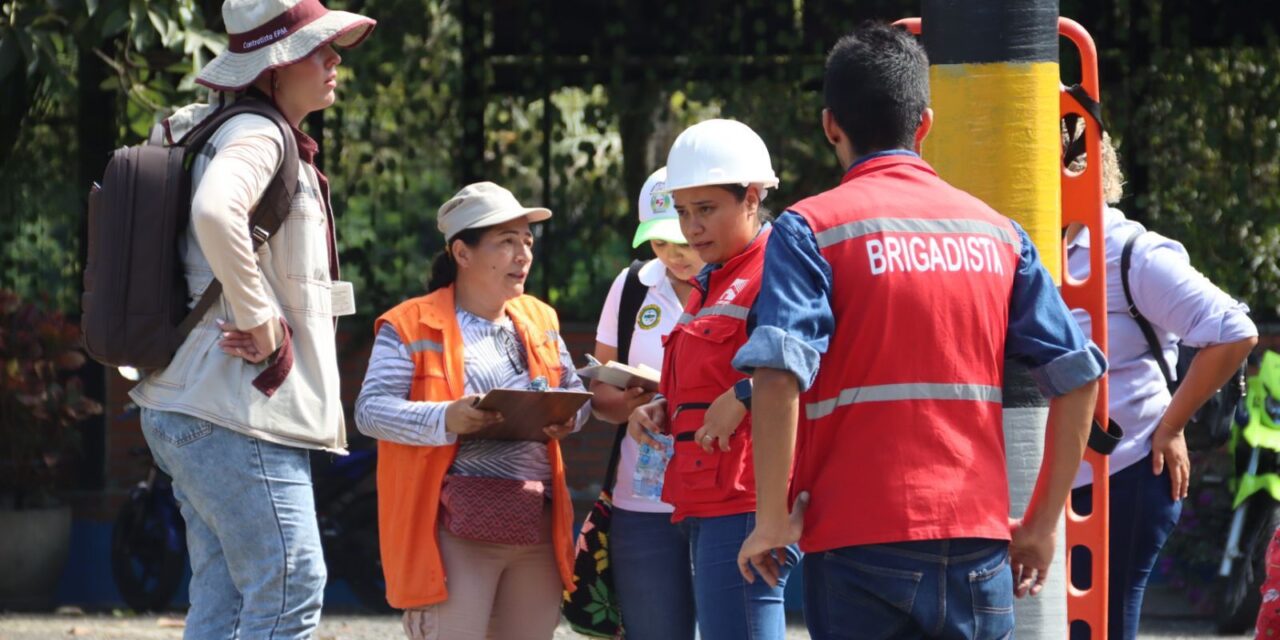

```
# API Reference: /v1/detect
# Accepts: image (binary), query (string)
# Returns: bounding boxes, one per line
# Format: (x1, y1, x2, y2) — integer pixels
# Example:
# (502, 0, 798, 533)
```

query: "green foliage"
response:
(0, 0, 220, 312)
(326, 0, 459, 319)
(1132, 48, 1280, 317)
(1, 0, 1279, 326)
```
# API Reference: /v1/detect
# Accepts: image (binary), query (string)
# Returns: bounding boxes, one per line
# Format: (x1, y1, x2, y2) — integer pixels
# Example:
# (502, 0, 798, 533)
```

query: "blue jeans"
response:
(611, 507, 696, 640)
(803, 538, 1014, 640)
(685, 512, 799, 640)
(140, 408, 326, 640)
(1070, 453, 1182, 640)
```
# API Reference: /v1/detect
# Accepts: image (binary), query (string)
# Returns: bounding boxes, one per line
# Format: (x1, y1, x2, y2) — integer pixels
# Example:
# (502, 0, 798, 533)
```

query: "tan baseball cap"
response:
(437, 182, 552, 241)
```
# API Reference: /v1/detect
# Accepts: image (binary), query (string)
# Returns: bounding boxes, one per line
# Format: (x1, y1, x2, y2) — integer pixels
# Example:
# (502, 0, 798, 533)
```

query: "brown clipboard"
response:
(576, 361, 660, 393)
(466, 389, 594, 442)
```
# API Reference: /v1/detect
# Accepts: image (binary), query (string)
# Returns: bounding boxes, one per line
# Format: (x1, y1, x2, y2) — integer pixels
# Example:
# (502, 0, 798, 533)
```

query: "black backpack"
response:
(1120, 231, 1247, 451)
(82, 97, 298, 369)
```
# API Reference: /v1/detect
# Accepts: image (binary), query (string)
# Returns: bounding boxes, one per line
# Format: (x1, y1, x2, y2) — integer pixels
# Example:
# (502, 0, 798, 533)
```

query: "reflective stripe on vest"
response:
(676, 303, 751, 326)
(805, 382, 1003, 420)
(406, 338, 443, 354)
(814, 217, 1019, 250)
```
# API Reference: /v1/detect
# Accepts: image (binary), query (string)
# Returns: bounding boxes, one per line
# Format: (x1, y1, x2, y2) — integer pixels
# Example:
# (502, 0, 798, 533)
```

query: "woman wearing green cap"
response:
(587, 167, 704, 639)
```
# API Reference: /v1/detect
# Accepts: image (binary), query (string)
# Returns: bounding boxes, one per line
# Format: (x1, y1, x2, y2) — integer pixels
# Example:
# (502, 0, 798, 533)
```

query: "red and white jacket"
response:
(660, 228, 771, 521)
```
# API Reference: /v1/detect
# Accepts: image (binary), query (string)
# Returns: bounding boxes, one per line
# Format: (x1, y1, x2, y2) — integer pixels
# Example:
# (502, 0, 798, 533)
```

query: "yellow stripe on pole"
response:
(924, 61, 1062, 282)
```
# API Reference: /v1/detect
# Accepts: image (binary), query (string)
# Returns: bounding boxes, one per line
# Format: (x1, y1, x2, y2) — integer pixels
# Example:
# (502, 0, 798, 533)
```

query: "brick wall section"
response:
(89, 322, 614, 523)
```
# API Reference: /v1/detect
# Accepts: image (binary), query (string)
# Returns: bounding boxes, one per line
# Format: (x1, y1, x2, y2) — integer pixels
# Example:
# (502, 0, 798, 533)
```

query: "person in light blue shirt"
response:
(1064, 130, 1257, 640)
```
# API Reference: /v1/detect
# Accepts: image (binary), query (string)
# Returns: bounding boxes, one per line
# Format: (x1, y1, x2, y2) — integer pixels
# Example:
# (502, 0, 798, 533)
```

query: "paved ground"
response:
(0, 587, 1254, 639)
(0, 613, 1251, 640)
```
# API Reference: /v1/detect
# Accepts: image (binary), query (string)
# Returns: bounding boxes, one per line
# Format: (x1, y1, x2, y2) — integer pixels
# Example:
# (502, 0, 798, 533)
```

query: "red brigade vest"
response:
(788, 155, 1022, 553)
(659, 227, 771, 521)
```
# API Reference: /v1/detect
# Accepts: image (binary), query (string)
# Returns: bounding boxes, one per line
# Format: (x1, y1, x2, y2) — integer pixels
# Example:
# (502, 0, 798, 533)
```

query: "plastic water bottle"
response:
(631, 433, 674, 500)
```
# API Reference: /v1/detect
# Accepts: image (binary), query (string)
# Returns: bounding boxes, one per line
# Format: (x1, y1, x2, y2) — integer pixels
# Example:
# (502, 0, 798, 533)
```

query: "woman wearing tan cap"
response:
(355, 182, 591, 639)
(129, 0, 373, 637)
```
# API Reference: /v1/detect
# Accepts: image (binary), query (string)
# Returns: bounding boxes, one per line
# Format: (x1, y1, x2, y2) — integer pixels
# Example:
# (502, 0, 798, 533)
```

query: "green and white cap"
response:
(631, 167, 686, 248)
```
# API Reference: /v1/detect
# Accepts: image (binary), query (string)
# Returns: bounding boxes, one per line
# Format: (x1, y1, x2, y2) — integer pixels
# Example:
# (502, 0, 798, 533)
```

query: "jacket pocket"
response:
(684, 315, 739, 344)
(672, 439, 722, 499)
(277, 207, 332, 317)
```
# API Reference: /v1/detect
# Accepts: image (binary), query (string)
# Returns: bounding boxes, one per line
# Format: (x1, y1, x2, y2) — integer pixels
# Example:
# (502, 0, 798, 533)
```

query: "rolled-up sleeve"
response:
(732, 212, 834, 391)
(1005, 222, 1108, 396)
(1130, 236, 1258, 347)
(354, 324, 456, 446)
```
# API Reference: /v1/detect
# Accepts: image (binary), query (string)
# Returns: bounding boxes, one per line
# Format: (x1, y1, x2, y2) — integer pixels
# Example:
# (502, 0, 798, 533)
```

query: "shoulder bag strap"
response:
(600, 259, 651, 494)
(1120, 231, 1176, 390)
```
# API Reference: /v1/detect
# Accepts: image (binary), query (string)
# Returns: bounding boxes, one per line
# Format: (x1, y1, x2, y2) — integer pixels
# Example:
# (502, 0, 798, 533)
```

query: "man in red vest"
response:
(733, 23, 1107, 638)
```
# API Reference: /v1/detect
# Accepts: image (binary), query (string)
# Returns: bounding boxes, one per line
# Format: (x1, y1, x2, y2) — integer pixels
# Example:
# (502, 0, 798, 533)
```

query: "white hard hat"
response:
(662, 119, 779, 194)
(632, 167, 687, 248)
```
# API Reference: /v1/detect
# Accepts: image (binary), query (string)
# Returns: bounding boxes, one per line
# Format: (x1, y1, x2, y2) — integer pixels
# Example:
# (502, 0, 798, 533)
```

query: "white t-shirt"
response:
(595, 259, 684, 513)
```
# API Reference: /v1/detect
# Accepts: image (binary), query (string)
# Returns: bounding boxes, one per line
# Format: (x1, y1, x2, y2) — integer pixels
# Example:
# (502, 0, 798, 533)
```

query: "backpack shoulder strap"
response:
(615, 259, 648, 364)
(600, 259, 651, 492)
(176, 97, 300, 338)
(1121, 231, 1176, 389)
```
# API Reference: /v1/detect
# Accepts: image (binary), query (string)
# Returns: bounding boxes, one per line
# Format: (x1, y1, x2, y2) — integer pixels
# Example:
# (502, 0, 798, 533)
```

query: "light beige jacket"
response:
(130, 98, 349, 452)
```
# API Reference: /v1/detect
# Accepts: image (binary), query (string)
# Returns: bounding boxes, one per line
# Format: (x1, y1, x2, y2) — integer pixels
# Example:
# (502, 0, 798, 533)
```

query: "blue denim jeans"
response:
(685, 512, 799, 640)
(140, 408, 326, 640)
(803, 538, 1014, 640)
(611, 507, 696, 640)
(1069, 453, 1182, 640)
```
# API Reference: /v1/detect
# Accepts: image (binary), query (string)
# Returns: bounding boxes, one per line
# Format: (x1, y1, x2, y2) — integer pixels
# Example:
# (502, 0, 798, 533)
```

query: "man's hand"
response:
(217, 318, 280, 363)
(1152, 420, 1190, 501)
(694, 388, 745, 453)
(738, 492, 809, 587)
(543, 416, 575, 441)
(444, 395, 503, 435)
(1008, 517, 1056, 598)
(627, 398, 668, 449)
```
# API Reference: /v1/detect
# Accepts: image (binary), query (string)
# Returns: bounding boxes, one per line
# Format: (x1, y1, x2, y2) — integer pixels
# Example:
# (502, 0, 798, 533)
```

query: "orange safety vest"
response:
(372, 285, 576, 609)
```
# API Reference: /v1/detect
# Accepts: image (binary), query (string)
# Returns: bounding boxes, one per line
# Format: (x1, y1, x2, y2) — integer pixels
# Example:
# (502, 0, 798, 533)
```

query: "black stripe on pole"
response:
(1003, 361, 1049, 409)
(921, 0, 1059, 65)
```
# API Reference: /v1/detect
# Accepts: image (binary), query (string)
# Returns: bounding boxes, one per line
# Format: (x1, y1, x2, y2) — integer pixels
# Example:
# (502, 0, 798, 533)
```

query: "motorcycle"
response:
(1216, 350, 1280, 632)
(111, 407, 388, 613)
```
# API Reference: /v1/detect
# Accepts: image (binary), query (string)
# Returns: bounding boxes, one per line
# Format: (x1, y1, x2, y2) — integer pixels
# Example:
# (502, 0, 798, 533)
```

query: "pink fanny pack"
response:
(440, 475, 546, 546)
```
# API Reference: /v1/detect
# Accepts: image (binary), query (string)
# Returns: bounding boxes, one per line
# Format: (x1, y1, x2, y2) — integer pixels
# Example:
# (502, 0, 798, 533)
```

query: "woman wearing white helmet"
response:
(629, 120, 800, 640)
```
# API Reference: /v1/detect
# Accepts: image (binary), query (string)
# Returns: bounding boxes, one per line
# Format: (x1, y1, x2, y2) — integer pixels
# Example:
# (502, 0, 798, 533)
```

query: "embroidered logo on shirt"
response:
(716, 278, 750, 306)
(637, 304, 661, 330)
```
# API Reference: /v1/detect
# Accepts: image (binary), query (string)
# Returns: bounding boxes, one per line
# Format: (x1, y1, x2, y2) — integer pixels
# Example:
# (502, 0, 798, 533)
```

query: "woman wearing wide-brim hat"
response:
(127, 0, 373, 637)
(355, 182, 592, 639)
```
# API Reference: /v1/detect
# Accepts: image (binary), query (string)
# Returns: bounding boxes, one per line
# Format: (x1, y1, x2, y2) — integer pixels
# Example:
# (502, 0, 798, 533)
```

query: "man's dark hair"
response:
(824, 23, 930, 156)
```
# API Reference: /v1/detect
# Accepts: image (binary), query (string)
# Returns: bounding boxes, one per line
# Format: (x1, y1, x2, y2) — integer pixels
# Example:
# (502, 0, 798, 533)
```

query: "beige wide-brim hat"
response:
(438, 182, 552, 242)
(196, 0, 375, 92)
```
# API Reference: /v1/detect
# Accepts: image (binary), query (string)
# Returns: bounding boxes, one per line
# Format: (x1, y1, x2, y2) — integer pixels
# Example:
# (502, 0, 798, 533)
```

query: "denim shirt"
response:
(733, 151, 1107, 397)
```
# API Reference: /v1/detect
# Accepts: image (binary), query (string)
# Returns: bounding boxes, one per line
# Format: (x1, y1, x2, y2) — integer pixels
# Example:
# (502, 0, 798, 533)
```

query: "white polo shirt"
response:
(595, 259, 684, 513)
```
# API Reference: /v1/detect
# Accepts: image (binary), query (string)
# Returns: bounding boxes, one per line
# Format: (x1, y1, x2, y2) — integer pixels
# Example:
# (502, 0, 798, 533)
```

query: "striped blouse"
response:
(355, 307, 589, 482)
